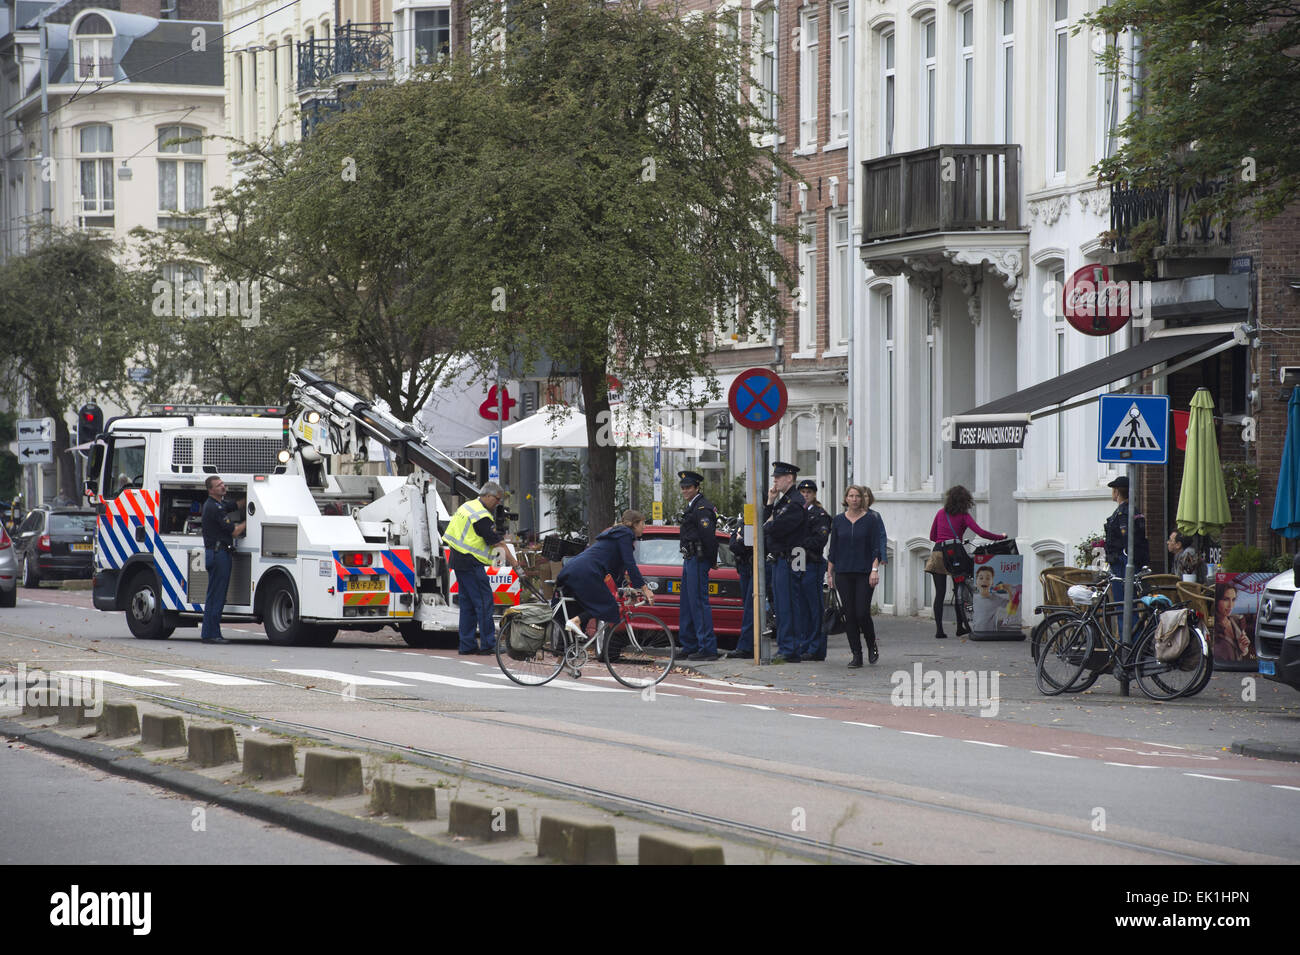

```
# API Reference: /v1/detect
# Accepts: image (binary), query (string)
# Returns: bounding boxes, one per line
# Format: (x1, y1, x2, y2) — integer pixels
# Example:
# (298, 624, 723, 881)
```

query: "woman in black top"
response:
(827, 485, 887, 667)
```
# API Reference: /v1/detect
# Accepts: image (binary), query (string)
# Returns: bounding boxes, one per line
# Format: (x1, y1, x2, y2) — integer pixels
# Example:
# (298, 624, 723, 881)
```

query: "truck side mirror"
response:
(1292, 551, 1300, 590)
(83, 481, 99, 505)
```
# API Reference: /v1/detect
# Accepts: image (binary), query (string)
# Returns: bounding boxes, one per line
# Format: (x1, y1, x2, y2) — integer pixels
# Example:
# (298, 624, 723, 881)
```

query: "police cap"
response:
(797, 479, 817, 492)
(771, 461, 800, 477)
(677, 470, 704, 488)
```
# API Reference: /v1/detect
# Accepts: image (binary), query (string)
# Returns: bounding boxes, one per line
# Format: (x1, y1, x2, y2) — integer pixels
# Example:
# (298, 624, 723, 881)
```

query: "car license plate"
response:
(72, 543, 92, 552)
(1259, 660, 1276, 676)
(668, 581, 718, 595)
(346, 578, 386, 592)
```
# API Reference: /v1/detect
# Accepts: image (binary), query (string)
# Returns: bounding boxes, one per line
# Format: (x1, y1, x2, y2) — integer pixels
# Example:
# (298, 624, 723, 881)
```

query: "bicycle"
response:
(496, 580, 676, 689)
(1035, 572, 1211, 700)
(940, 537, 1015, 629)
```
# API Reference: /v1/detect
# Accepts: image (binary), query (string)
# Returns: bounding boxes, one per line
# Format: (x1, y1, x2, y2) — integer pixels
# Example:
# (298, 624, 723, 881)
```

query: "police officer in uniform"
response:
(676, 470, 720, 661)
(445, 482, 519, 655)
(1104, 474, 1149, 625)
(200, 475, 245, 644)
(764, 462, 807, 663)
(796, 479, 832, 660)
(725, 517, 755, 660)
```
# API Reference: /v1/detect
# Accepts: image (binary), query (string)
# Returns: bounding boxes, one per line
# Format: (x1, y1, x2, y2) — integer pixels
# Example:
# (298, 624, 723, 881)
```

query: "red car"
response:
(632, 525, 743, 645)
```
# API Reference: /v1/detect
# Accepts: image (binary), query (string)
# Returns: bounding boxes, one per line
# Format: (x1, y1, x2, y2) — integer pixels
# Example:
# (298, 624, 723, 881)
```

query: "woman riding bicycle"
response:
(554, 509, 655, 636)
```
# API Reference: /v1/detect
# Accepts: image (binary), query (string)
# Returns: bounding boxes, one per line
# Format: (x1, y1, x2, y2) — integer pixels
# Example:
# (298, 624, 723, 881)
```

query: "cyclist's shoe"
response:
(564, 617, 585, 638)
(955, 625, 971, 637)
(935, 631, 949, 639)
(688, 651, 720, 661)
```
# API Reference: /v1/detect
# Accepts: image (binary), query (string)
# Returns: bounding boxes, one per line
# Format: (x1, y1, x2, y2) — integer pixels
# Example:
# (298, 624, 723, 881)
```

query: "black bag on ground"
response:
(823, 587, 846, 635)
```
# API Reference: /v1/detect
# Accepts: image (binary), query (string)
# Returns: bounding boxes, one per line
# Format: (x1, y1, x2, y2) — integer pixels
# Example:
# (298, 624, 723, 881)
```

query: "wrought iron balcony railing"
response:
(861, 144, 1021, 242)
(1109, 176, 1232, 253)
(297, 23, 393, 91)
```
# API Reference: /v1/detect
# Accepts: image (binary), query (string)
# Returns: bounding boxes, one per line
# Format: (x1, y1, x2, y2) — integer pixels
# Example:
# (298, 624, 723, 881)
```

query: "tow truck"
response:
(88, 369, 500, 647)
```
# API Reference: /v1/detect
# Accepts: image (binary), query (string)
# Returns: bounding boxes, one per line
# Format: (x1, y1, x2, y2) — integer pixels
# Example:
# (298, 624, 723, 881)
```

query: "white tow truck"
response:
(88, 370, 488, 647)
(1254, 557, 1300, 692)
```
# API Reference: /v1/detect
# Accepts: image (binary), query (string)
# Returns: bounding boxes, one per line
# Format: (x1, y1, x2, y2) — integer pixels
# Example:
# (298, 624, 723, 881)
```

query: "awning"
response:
(957, 326, 1243, 421)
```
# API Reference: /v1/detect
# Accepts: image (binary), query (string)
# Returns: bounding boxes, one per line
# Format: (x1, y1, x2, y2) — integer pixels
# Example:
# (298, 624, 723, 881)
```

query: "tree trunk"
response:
(581, 366, 616, 540)
(53, 414, 77, 503)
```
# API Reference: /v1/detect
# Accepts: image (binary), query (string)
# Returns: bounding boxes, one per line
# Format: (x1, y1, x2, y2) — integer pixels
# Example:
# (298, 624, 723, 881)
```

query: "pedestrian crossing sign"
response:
(1098, 393, 1170, 464)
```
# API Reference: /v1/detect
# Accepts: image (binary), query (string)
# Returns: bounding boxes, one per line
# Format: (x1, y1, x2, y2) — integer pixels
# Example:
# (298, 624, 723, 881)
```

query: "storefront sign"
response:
(949, 417, 1029, 449)
(1062, 264, 1131, 336)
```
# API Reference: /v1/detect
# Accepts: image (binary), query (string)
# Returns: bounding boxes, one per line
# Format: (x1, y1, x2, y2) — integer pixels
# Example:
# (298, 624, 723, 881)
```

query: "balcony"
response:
(1108, 176, 1232, 275)
(297, 23, 393, 92)
(861, 144, 1021, 241)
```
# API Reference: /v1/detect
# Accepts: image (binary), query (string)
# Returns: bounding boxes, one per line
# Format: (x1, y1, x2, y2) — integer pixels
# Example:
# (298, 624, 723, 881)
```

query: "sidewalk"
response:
(682, 612, 1300, 758)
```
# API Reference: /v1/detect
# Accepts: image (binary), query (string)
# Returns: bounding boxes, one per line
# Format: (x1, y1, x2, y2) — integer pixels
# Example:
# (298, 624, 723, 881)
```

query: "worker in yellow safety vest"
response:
(446, 481, 518, 654)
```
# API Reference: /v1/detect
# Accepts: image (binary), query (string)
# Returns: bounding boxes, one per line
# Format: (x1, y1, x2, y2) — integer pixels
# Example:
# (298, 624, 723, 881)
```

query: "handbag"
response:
(822, 587, 847, 635)
(924, 549, 947, 575)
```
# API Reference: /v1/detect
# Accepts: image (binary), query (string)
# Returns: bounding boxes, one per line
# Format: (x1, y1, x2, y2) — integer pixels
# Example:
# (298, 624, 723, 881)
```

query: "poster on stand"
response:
(1213, 572, 1271, 668)
(969, 554, 1024, 641)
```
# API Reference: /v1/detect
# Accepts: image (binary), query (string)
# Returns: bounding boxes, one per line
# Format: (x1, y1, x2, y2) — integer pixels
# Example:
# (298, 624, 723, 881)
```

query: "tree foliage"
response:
(1085, 0, 1300, 221)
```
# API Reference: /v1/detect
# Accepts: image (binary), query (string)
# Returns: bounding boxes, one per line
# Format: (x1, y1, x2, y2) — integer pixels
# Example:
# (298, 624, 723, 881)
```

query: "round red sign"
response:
(1061, 264, 1130, 336)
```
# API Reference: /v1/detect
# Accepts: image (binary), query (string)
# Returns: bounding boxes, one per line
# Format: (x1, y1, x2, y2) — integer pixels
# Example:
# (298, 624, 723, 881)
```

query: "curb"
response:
(0, 718, 490, 865)
(1229, 739, 1300, 763)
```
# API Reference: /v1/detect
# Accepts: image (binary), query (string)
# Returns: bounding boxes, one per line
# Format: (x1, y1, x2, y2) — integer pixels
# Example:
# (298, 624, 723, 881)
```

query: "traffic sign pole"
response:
(1121, 461, 1136, 697)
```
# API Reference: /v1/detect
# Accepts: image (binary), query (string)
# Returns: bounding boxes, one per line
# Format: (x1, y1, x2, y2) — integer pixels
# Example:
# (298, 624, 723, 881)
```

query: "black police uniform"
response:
(677, 473, 719, 657)
(200, 494, 240, 642)
(729, 523, 755, 655)
(797, 496, 831, 659)
(764, 471, 807, 660)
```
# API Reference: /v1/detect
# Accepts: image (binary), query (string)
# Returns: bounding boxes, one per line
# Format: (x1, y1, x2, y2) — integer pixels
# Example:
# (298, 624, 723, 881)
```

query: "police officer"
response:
(1104, 475, 1149, 621)
(200, 475, 245, 644)
(445, 481, 519, 655)
(764, 462, 807, 664)
(796, 479, 831, 660)
(724, 517, 755, 660)
(676, 470, 720, 661)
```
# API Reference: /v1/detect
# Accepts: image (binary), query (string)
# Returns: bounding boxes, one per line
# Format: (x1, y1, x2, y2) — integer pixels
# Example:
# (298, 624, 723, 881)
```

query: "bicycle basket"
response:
(505, 603, 554, 659)
(973, 539, 1019, 557)
(1067, 584, 1097, 606)
(540, 535, 564, 562)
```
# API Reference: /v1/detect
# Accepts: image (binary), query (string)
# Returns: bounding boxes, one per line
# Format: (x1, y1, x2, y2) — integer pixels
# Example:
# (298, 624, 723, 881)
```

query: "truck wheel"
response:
(305, 626, 338, 646)
(126, 570, 169, 640)
(262, 577, 312, 646)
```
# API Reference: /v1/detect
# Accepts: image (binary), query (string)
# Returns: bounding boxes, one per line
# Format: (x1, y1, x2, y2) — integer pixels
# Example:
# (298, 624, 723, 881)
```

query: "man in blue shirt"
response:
(200, 475, 245, 644)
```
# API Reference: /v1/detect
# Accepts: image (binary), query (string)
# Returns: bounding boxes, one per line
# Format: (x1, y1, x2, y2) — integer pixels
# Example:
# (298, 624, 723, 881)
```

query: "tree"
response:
(0, 230, 157, 500)
(435, 0, 798, 535)
(1085, 0, 1300, 222)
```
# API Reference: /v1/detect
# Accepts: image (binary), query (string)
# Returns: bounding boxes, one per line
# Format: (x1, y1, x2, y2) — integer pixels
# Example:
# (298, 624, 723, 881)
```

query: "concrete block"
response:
(537, 815, 617, 865)
(370, 778, 438, 820)
(56, 703, 95, 727)
(96, 702, 140, 739)
(448, 799, 519, 841)
(638, 833, 725, 866)
(187, 725, 239, 767)
(140, 713, 186, 748)
(301, 751, 363, 796)
(242, 739, 297, 779)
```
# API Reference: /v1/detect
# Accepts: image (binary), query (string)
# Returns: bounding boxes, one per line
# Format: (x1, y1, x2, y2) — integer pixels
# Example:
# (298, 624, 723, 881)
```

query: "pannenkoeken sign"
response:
(952, 420, 1028, 450)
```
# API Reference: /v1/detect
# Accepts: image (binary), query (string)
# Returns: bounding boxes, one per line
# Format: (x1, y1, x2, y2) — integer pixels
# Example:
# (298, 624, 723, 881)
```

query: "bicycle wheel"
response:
(1133, 625, 1206, 700)
(956, 580, 974, 631)
(1036, 619, 1096, 696)
(604, 612, 676, 688)
(496, 616, 567, 686)
(1183, 624, 1214, 697)
(1031, 611, 1079, 663)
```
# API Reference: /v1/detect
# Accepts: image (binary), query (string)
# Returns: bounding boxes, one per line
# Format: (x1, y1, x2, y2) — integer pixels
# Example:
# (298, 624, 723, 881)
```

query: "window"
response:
(881, 29, 895, 154)
(829, 212, 850, 349)
(233, 55, 244, 141)
(881, 289, 896, 484)
(415, 9, 451, 64)
(798, 10, 819, 150)
(269, 44, 279, 138)
(756, 6, 778, 127)
(927, 327, 936, 481)
(77, 125, 114, 217)
(1052, 0, 1069, 175)
(158, 125, 205, 223)
(75, 13, 114, 81)
(997, 0, 1014, 143)
(1053, 266, 1066, 475)
(921, 18, 936, 147)
(830, 3, 849, 142)
(797, 216, 817, 355)
(958, 6, 974, 143)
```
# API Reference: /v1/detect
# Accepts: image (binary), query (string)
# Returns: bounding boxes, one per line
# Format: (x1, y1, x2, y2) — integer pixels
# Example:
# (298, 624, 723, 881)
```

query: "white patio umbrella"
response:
(519, 406, 718, 452)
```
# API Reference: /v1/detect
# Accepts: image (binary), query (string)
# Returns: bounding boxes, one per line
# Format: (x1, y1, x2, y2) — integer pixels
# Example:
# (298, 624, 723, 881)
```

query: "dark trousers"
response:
(679, 557, 716, 655)
(202, 547, 231, 641)
(734, 563, 754, 653)
(836, 572, 876, 657)
(772, 558, 799, 657)
(453, 555, 496, 651)
(931, 571, 969, 633)
(795, 562, 825, 658)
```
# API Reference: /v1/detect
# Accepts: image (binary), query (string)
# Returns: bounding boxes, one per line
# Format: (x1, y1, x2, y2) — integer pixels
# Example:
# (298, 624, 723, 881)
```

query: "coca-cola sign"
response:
(1061, 264, 1130, 336)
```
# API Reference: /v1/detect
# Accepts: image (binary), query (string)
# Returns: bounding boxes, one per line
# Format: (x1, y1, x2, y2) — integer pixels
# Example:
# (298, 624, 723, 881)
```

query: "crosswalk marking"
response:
(479, 672, 626, 693)
(145, 669, 270, 686)
(55, 670, 178, 687)
(274, 669, 414, 687)
(371, 670, 508, 690)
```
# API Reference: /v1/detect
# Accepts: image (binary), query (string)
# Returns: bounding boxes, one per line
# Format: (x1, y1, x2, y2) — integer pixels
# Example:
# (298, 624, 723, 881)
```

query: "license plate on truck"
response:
(346, 578, 386, 591)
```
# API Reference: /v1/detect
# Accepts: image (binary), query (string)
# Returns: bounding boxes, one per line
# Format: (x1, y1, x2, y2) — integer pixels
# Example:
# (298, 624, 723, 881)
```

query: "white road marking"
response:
(55, 670, 177, 687)
(964, 740, 1008, 748)
(790, 713, 825, 720)
(372, 670, 507, 690)
(479, 672, 625, 693)
(1031, 751, 1079, 759)
(843, 721, 881, 728)
(1182, 773, 1237, 782)
(695, 697, 726, 704)
(146, 669, 269, 686)
(1103, 762, 1159, 769)
(1272, 785, 1300, 792)
(274, 669, 413, 687)
(659, 682, 744, 695)
(690, 678, 787, 692)
(900, 731, 940, 738)
(743, 704, 776, 711)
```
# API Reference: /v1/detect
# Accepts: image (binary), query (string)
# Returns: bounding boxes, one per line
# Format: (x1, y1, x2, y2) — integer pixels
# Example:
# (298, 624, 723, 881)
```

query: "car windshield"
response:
(51, 514, 97, 534)
(635, 534, 735, 568)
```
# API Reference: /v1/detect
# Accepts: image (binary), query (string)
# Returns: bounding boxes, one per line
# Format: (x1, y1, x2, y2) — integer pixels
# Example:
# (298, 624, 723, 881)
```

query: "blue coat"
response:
(828, 510, 888, 574)
(555, 524, 646, 622)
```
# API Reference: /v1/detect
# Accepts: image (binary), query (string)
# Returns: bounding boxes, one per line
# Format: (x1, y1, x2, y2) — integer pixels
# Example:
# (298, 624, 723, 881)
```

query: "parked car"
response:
(13, 507, 97, 587)
(632, 525, 743, 645)
(0, 524, 17, 606)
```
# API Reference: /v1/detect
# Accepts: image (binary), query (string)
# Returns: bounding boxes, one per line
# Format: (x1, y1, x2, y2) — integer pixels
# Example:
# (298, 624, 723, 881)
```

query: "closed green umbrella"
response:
(1176, 387, 1232, 538)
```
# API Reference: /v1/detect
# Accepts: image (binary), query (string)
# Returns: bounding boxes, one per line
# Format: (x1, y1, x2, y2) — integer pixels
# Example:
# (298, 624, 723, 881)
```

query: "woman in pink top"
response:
(929, 485, 1006, 638)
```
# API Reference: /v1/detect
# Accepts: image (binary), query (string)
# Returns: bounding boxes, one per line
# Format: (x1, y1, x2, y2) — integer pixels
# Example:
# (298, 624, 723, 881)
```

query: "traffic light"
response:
(77, 403, 103, 445)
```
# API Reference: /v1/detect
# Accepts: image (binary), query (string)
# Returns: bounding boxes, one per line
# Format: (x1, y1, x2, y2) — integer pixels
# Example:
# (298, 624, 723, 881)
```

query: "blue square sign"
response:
(1098, 393, 1170, 464)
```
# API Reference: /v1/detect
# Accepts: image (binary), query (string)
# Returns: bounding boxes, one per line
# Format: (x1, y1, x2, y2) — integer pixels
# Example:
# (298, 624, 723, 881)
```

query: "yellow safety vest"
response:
(446, 499, 493, 564)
